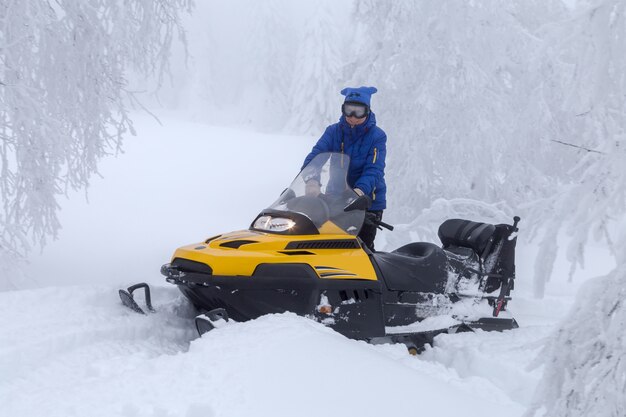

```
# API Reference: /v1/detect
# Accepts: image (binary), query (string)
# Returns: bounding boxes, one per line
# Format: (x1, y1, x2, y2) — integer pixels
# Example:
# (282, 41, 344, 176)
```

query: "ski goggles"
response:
(342, 102, 369, 118)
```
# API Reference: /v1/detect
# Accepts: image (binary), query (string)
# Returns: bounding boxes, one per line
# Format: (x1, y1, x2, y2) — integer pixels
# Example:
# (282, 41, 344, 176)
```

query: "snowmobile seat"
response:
(372, 243, 448, 293)
(438, 219, 495, 256)
(393, 242, 441, 258)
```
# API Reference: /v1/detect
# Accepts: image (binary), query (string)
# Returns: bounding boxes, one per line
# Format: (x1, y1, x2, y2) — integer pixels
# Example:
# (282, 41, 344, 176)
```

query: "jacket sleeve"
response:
(301, 125, 334, 170)
(354, 131, 386, 196)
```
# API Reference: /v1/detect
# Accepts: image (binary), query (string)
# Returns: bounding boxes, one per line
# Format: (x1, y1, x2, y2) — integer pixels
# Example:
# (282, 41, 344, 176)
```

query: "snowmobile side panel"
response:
(443, 246, 481, 281)
(381, 294, 453, 326)
(164, 264, 386, 339)
(466, 317, 519, 331)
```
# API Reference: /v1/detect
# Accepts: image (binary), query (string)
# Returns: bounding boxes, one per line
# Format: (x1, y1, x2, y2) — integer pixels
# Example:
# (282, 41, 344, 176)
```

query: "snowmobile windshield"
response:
(258, 152, 365, 236)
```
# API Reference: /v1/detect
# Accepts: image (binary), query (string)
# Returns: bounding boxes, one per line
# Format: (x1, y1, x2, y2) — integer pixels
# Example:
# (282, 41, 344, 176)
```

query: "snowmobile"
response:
(120, 152, 520, 352)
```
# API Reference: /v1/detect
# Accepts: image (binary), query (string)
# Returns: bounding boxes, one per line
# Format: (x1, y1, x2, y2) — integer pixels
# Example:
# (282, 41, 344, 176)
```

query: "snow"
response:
(1, 284, 525, 417)
(19, 112, 312, 289)
(527, 265, 626, 417)
(2, 1, 624, 415)
(0, 113, 610, 416)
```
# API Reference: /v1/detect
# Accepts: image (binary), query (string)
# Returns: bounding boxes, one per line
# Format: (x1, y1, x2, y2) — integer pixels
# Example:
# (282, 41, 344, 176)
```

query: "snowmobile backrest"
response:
(438, 219, 495, 256)
(486, 224, 517, 274)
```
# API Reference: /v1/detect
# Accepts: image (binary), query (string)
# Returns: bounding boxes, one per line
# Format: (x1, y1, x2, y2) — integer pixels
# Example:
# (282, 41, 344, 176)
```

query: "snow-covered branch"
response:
(526, 265, 626, 417)
(0, 0, 192, 258)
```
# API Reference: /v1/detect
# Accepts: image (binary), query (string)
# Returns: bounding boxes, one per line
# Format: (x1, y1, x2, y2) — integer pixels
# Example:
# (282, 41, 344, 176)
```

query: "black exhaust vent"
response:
(219, 239, 258, 249)
(285, 239, 360, 250)
(278, 251, 315, 256)
(171, 258, 213, 275)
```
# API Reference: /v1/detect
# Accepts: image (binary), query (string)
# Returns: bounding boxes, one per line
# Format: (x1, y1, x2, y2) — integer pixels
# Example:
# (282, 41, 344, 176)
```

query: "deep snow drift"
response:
(1, 114, 610, 417)
(1, 285, 526, 417)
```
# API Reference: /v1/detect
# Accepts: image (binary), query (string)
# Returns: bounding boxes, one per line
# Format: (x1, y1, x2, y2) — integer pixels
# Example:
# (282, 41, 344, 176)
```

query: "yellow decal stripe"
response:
(373, 147, 378, 164)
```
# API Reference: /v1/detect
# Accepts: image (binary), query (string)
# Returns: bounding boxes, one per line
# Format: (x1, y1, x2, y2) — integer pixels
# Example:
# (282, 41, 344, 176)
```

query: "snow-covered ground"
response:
(0, 113, 612, 417)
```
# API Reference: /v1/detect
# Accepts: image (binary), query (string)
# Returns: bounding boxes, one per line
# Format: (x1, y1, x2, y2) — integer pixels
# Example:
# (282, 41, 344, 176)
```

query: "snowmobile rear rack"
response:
(119, 283, 155, 314)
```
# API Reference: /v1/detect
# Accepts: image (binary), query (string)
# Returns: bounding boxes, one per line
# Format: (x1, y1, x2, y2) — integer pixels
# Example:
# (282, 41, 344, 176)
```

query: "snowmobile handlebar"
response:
(364, 211, 394, 231)
(378, 219, 394, 231)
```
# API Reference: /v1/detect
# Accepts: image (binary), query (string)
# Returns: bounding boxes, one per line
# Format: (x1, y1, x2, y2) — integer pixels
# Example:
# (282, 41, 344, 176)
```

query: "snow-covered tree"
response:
(349, 0, 571, 226)
(243, 0, 297, 131)
(526, 265, 626, 417)
(0, 1, 191, 263)
(347, 0, 622, 300)
(527, 1, 626, 415)
(526, 0, 626, 296)
(286, 1, 344, 134)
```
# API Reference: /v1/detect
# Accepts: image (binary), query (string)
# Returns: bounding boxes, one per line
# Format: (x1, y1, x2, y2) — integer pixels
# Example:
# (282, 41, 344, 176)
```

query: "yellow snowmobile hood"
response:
(171, 230, 377, 280)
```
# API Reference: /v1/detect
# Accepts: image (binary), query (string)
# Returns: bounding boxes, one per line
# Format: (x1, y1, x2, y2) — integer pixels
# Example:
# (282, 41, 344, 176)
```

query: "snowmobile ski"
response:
(195, 308, 230, 336)
(119, 283, 155, 314)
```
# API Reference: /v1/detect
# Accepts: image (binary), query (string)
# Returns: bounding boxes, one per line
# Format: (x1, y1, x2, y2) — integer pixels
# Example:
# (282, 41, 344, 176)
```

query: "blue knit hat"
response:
(341, 86, 378, 107)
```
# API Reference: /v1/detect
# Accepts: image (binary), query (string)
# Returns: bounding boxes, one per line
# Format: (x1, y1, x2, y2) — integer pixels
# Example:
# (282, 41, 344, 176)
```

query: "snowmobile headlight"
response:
(253, 215, 296, 232)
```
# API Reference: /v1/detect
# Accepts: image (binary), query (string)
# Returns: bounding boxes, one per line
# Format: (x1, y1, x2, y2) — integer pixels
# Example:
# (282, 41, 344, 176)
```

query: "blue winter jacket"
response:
(302, 112, 387, 211)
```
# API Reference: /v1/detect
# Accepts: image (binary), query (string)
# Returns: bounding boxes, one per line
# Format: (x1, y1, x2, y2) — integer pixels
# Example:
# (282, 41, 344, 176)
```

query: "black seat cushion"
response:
(394, 242, 440, 258)
(438, 219, 495, 255)
(373, 243, 448, 293)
